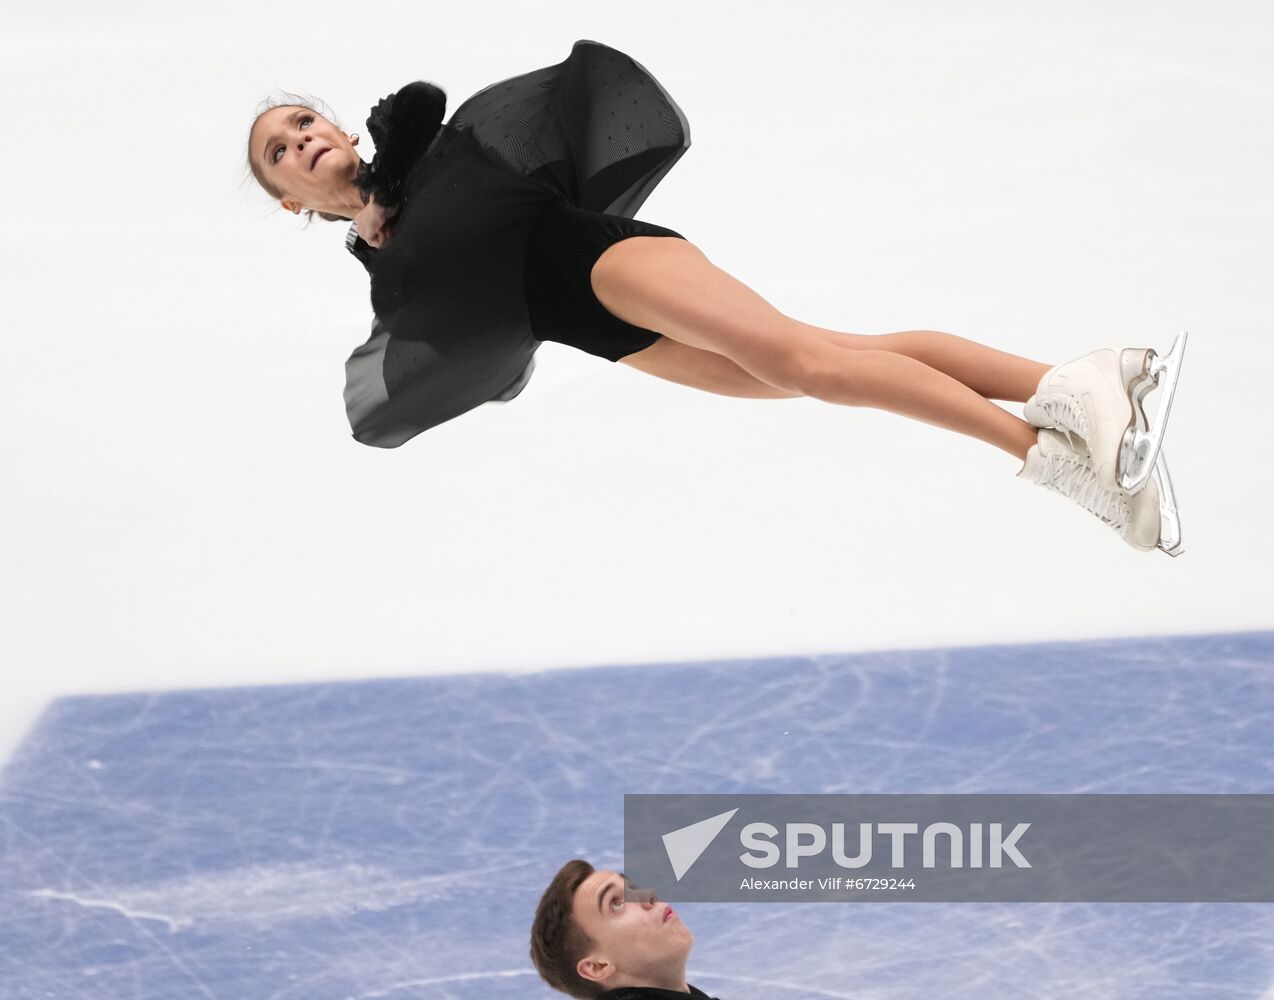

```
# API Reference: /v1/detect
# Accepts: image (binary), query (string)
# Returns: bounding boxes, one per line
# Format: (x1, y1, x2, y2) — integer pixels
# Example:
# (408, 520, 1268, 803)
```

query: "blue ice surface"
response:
(1, 631, 1272, 1000)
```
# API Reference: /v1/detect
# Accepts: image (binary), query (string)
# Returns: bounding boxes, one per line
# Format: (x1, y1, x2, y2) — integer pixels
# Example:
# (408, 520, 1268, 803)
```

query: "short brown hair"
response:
(530, 859, 606, 998)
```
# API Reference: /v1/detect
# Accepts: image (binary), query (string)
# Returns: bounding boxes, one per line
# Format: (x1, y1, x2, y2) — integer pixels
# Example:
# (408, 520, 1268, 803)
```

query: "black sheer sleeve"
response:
(353, 81, 447, 210)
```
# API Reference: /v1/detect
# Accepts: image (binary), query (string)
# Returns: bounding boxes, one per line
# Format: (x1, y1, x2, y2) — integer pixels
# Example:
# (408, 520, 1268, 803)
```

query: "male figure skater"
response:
(530, 860, 719, 999)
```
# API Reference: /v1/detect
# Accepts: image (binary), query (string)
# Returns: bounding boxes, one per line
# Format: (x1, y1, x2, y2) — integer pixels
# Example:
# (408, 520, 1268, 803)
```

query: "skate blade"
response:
(1152, 450, 1184, 557)
(1120, 331, 1188, 493)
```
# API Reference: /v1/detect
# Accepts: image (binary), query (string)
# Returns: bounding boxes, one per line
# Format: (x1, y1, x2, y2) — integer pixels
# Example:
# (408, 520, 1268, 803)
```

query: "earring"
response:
(350, 132, 360, 145)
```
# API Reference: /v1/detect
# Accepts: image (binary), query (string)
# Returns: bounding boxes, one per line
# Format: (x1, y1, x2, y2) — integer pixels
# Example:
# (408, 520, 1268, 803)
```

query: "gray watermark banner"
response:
(623, 794, 1274, 902)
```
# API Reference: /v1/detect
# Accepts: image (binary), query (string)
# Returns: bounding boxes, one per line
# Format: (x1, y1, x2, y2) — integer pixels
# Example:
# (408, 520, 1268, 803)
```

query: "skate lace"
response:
(1042, 451, 1129, 532)
(1038, 394, 1090, 438)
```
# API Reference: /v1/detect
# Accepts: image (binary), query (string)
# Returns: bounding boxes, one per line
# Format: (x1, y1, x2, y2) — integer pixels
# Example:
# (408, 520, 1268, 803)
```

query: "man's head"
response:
(530, 860, 694, 998)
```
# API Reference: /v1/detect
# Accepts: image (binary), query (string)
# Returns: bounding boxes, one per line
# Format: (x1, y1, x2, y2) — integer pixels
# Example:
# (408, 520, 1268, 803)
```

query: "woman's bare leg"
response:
(798, 325, 1050, 403)
(618, 336, 803, 399)
(592, 237, 1040, 461)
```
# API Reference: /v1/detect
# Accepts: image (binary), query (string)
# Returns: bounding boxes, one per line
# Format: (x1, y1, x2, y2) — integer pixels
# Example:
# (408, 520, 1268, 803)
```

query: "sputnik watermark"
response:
(625, 794, 1274, 902)
(737, 820, 1031, 869)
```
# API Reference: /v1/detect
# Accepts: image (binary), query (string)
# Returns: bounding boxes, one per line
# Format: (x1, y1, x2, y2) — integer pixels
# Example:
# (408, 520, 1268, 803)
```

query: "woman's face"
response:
(251, 106, 361, 215)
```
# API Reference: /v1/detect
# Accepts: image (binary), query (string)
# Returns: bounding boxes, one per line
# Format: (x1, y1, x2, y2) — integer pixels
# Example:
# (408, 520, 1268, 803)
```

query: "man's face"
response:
(571, 869, 694, 990)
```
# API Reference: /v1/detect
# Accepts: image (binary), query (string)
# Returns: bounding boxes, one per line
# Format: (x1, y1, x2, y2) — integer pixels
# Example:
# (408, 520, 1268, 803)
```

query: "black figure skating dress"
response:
(343, 39, 691, 448)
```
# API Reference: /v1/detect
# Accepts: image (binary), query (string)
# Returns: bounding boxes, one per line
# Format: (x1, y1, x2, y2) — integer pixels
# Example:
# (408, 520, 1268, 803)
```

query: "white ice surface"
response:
(2, 0, 1273, 766)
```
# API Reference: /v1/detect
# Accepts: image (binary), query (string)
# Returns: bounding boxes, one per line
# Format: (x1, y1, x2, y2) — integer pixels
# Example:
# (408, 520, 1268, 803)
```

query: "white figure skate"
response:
(1018, 428, 1179, 554)
(1024, 331, 1188, 495)
(1150, 449, 1184, 557)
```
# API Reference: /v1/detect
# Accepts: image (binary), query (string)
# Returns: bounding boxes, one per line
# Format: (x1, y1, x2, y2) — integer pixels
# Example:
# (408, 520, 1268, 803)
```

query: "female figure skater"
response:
(246, 39, 1186, 555)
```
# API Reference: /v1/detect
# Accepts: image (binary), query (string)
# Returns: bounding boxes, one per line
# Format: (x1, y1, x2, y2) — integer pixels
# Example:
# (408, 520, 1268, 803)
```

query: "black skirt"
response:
(522, 199, 686, 362)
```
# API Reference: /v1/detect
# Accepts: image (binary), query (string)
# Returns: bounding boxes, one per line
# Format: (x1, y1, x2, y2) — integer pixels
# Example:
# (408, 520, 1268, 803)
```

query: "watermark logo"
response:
(626, 794, 1274, 903)
(662, 808, 1031, 878)
(663, 808, 738, 880)
(737, 820, 1031, 869)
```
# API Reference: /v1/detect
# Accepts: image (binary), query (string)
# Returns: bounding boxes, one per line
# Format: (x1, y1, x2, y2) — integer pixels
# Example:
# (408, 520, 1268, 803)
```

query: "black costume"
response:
(343, 39, 691, 448)
(600, 985, 718, 999)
